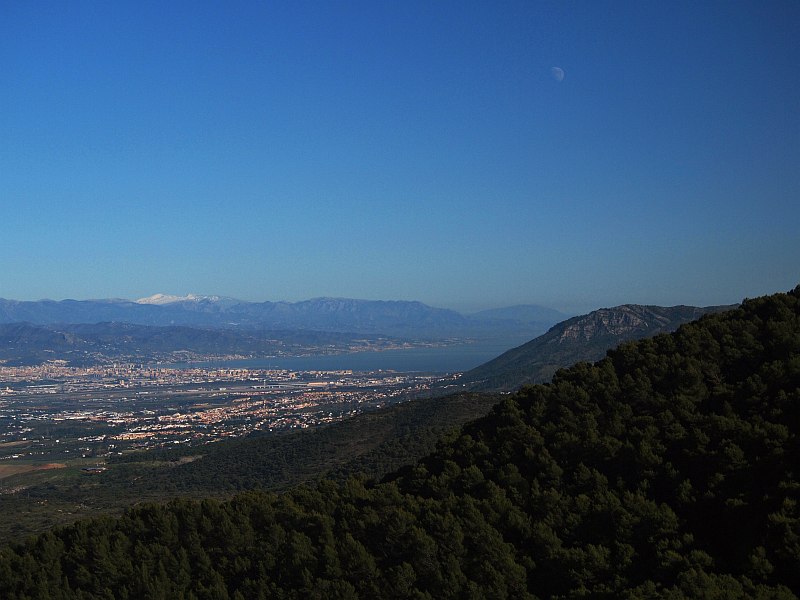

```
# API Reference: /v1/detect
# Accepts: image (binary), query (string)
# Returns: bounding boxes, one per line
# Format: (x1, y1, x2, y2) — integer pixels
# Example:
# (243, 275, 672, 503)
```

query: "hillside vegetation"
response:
(0, 288, 797, 598)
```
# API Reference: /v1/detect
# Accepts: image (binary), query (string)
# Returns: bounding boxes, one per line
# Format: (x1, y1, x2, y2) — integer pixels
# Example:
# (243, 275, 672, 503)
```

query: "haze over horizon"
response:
(3, 2, 798, 315)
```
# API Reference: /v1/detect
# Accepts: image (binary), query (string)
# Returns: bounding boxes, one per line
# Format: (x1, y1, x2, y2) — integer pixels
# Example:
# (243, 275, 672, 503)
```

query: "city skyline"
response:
(3, 1, 798, 315)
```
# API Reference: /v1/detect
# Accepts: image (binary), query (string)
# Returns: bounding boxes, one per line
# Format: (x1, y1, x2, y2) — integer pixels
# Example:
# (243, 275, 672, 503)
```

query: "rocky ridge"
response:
(454, 303, 732, 391)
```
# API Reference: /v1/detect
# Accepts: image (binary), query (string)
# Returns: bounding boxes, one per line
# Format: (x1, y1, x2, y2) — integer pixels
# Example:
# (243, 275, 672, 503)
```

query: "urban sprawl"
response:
(0, 363, 458, 464)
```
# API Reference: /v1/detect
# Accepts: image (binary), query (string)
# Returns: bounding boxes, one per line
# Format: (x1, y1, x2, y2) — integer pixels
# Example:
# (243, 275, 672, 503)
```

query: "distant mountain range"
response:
(0, 298, 735, 372)
(454, 303, 735, 391)
(0, 295, 562, 339)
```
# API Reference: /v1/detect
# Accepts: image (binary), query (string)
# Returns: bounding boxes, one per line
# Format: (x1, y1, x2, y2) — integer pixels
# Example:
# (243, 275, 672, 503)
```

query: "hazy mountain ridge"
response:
(0, 296, 558, 339)
(457, 303, 735, 391)
(230, 297, 471, 334)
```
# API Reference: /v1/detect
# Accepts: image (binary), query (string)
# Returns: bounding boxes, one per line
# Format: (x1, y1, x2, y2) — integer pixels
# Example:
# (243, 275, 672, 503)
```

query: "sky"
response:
(2, 1, 798, 314)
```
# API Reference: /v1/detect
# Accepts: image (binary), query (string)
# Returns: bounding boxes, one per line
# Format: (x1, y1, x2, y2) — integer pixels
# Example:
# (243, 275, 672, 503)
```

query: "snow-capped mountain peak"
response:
(136, 293, 194, 305)
(135, 293, 240, 306)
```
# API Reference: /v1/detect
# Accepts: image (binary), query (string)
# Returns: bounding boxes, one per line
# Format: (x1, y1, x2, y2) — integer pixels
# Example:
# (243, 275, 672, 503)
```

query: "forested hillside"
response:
(1, 288, 797, 598)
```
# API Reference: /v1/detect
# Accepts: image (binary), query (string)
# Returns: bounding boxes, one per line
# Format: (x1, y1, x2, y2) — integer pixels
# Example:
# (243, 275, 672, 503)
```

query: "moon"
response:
(551, 66, 565, 82)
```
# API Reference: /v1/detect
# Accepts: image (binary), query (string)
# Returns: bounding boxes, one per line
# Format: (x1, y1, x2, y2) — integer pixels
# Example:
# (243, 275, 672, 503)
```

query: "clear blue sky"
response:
(2, 1, 798, 313)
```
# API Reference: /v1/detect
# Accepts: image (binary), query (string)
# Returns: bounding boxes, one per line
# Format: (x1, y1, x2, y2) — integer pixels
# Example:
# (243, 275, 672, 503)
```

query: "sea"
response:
(163, 338, 526, 373)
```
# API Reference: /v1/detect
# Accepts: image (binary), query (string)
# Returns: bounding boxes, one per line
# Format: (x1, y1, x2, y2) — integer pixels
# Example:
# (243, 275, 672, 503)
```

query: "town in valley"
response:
(0, 361, 459, 476)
